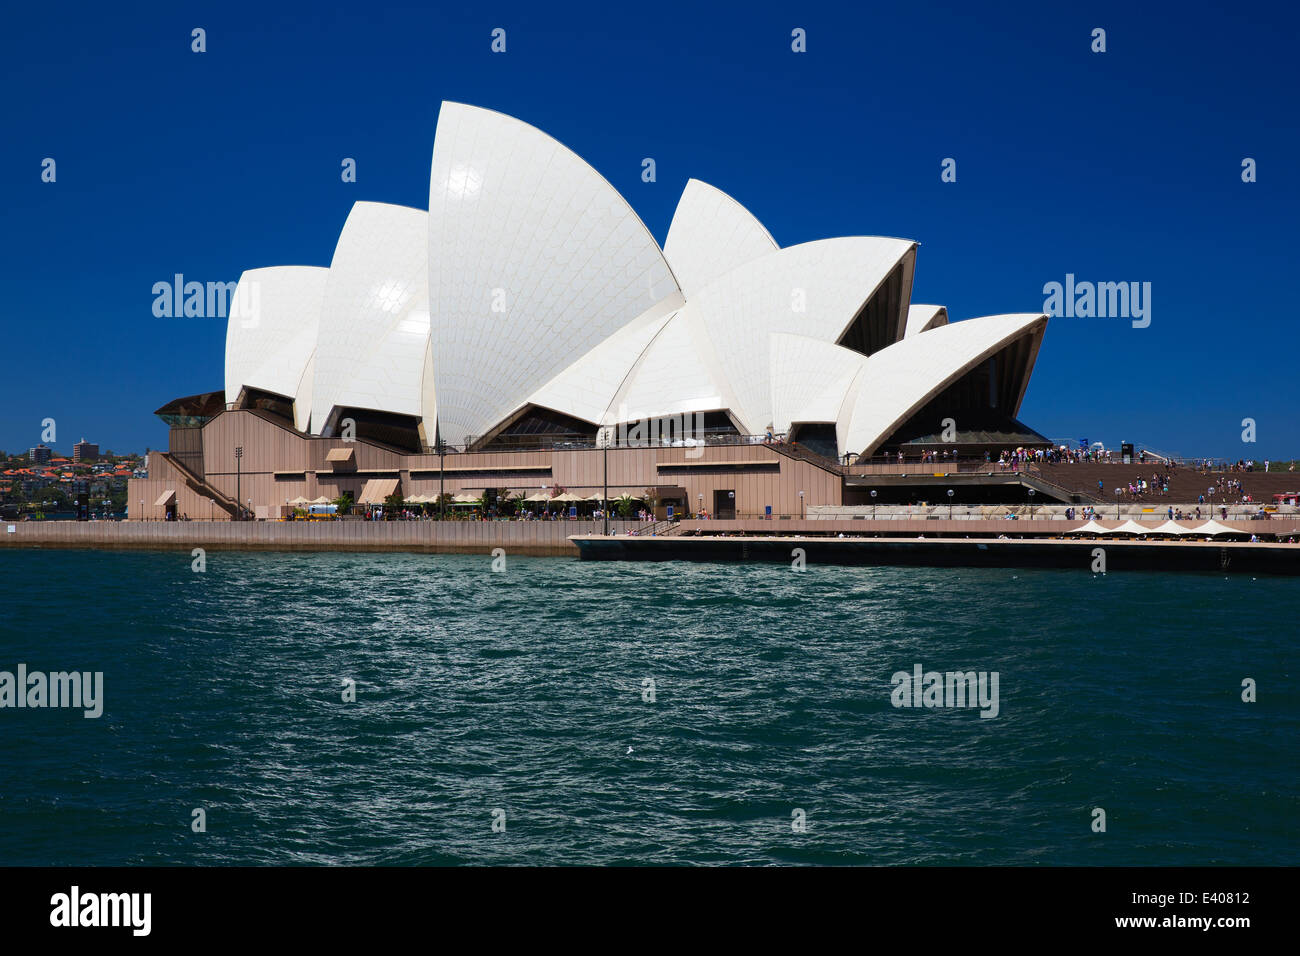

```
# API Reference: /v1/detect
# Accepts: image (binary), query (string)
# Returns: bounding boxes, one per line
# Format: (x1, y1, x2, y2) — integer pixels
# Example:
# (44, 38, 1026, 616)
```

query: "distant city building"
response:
(73, 439, 99, 462)
(29, 443, 52, 464)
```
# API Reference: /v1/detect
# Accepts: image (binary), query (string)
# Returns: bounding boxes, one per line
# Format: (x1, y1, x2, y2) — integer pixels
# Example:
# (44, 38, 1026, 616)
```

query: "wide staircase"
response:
(161, 453, 242, 518)
(1033, 460, 1299, 504)
(768, 441, 845, 474)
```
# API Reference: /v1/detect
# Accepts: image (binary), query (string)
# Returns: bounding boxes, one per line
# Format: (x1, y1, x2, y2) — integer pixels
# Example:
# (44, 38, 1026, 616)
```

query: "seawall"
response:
(0, 520, 641, 557)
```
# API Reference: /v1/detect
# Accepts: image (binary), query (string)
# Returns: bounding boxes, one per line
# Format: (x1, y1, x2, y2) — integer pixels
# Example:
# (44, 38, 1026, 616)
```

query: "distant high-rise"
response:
(29, 443, 52, 464)
(73, 438, 99, 462)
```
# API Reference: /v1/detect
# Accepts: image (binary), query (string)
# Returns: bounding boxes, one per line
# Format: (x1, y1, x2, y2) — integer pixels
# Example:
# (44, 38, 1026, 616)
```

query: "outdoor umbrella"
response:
(1067, 519, 1112, 535)
(1108, 519, 1158, 535)
(1147, 520, 1193, 536)
(1191, 520, 1246, 537)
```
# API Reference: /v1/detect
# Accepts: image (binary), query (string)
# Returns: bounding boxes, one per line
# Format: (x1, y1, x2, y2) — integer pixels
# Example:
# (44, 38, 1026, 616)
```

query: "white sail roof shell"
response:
(310, 202, 433, 434)
(839, 313, 1048, 457)
(223, 266, 329, 432)
(687, 237, 916, 433)
(769, 333, 866, 434)
(427, 101, 681, 444)
(663, 179, 779, 298)
(605, 307, 740, 426)
(904, 304, 949, 337)
(524, 294, 682, 426)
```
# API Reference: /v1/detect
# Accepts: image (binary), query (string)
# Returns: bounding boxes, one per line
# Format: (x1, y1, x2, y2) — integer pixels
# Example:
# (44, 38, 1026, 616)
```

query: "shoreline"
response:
(3, 518, 1299, 572)
(570, 533, 1300, 575)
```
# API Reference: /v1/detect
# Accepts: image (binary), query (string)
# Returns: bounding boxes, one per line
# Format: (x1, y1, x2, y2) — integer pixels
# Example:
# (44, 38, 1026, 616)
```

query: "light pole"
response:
(209, 498, 213, 522)
(139, 498, 143, 522)
(438, 433, 445, 520)
(870, 488, 877, 519)
(947, 488, 954, 519)
(698, 493, 703, 518)
(599, 426, 610, 536)
(1027, 487, 1035, 520)
(798, 490, 804, 520)
(235, 445, 243, 520)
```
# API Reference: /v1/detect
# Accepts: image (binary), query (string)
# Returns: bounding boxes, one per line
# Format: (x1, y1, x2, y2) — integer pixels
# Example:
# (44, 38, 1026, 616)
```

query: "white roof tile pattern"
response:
(427, 102, 681, 444)
(525, 294, 683, 425)
(663, 179, 779, 297)
(839, 313, 1048, 457)
(223, 266, 329, 432)
(904, 304, 949, 338)
(769, 333, 867, 434)
(311, 202, 432, 434)
(689, 237, 916, 433)
(605, 307, 740, 426)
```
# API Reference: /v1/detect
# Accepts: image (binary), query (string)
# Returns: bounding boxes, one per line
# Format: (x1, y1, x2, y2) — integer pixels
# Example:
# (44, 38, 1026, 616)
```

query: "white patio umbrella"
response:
(1192, 520, 1247, 536)
(1108, 519, 1159, 535)
(1068, 519, 1112, 535)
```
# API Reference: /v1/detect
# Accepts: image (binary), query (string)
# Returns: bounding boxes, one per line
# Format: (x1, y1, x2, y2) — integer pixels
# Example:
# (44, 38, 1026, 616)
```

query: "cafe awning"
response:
(325, 447, 355, 471)
(357, 477, 399, 504)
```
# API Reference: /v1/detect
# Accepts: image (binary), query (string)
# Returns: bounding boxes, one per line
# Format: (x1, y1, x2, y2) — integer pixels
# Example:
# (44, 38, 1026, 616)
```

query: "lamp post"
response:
(1115, 486, 1122, 520)
(1027, 487, 1036, 520)
(139, 498, 143, 522)
(235, 446, 243, 521)
(597, 426, 611, 536)
(870, 488, 877, 519)
(947, 488, 954, 519)
(104, 498, 111, 521)
(209, 498, 213, 522)
(438, 433, 445, 520)
(798, 490, 804, 520)
(698, 493, 703, 519)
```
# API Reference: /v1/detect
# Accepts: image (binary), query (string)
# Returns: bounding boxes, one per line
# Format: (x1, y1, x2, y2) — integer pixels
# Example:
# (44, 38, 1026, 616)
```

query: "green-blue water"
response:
(1, 549, 1295, 865)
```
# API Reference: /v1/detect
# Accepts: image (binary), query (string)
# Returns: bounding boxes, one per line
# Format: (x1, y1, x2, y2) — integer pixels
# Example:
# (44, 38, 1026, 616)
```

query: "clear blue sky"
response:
(2, 1, 1296, 459)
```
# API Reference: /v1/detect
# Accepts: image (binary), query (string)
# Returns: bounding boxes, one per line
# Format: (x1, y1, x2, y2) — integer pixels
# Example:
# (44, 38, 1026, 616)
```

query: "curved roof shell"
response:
(768, 333, 867, 434)
(427, 102, 681, 444)
(904, 304, 949, 338)
(311, 202, 433, 435)
(839, 313, 1048, 457)
(524, 294, 682, 427)
(663, 179, 778, 298)
(687, 237, 916, 433)
(224, 265, 329, 432)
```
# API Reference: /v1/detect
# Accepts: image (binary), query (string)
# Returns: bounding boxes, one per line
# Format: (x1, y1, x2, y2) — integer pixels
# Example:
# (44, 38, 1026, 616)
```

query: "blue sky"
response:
(2, 1, 1296, 458)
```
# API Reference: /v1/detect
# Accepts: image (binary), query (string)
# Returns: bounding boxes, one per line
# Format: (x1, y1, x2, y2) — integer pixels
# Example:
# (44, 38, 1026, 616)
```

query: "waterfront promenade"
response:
(4, 514, 1297, 560)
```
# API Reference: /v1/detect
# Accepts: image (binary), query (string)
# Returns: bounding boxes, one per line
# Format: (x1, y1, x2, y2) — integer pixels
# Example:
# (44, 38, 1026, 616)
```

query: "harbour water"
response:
(1, 549, 1295, 865)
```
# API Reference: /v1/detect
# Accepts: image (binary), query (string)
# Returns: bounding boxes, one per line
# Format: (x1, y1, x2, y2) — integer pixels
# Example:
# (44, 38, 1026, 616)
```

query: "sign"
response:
(6, 525, 14, 534)
(666, 505, 674, 519)
(568, 505, 577, 518)
(765, 505, 772, 518)
(1079, 438, 1089, 449)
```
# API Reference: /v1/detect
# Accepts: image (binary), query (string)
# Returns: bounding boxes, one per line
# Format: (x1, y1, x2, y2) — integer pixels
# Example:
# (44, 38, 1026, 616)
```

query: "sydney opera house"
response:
(131, 102, 1051, 521)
